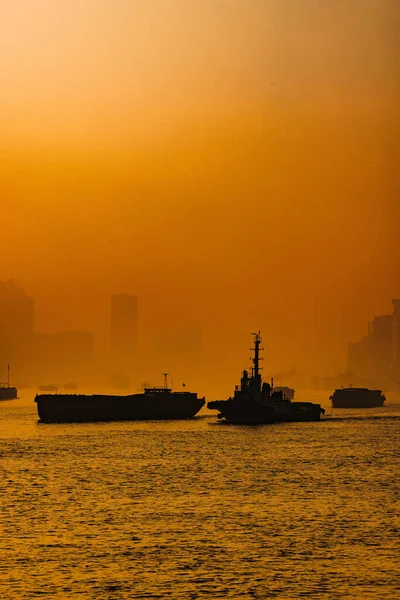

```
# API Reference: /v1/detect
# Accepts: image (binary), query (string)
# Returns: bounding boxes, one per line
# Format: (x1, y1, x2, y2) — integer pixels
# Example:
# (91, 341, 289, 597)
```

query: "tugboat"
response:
(330, 386, 385, 408)
(0, 364, 18, 401)
(208, 332, 324, 424)
(35, 373, 205, 423)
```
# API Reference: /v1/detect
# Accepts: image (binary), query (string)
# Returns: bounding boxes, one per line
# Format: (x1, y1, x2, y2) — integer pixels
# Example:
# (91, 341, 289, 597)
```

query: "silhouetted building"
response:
(110, 294, 138, 375)
(0, 280, 34, 377)
(392, 299, 400, 386)
(348, 299, 400, 389)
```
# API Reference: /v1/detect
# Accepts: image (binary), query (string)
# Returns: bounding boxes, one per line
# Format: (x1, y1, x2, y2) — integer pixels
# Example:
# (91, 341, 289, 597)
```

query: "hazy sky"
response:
(1, 0, 399, 375)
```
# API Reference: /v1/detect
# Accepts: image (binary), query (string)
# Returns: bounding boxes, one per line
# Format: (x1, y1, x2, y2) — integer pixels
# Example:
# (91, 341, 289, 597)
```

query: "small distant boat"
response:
(0, 364, 18, 400)
(330, 387, 385, 408)
(38, 384, 58, 392)
(63, 381, 78, 390)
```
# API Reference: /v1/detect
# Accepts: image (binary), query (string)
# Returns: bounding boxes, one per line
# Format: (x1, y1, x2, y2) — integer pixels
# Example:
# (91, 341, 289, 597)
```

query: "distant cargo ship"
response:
(207, 332, 324, 424)
(0, 365, 17, 401)
(38, 385, 58, 392)
(330, 387, 385, 408)
(35, 377, 205, 423)
(274, 386, 295, 400)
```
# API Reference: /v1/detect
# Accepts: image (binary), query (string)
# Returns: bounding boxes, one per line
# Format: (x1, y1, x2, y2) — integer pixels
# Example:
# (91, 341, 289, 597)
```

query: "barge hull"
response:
(35, 393, 205, 423)
(208, 400, 323, 424)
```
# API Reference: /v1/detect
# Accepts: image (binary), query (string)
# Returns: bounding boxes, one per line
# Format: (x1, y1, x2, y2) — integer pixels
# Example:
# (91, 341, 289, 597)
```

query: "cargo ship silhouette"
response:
(35, 374, 205, 423)
(330, 386, 385, 408)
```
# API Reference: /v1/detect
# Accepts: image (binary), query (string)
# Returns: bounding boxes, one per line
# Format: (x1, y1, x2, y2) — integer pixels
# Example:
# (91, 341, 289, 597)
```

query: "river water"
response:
(1, 391, 399, 599)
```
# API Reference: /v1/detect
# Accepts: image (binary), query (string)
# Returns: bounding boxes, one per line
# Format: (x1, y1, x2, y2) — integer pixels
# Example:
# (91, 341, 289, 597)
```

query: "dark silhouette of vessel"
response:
(274, 386, 295, 400)
(63, 381, 78, 391)
(35, 375, 205, 423)
(208, 332, 324, 424)
(0, 365, 17, 400)
(330, 387, 385, 408)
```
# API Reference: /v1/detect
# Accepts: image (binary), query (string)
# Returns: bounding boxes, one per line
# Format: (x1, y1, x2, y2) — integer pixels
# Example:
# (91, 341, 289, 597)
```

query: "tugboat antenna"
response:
(250, 331, 263, 378)
(163, 372, 169, 389)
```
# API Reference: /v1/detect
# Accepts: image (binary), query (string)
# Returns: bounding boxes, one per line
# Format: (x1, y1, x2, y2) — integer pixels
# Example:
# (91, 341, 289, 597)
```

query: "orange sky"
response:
(1, 0, 399, 380)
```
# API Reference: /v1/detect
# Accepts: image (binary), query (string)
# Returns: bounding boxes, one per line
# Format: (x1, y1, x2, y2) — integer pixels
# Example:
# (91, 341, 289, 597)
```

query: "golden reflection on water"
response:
(1, 392, 399, 599)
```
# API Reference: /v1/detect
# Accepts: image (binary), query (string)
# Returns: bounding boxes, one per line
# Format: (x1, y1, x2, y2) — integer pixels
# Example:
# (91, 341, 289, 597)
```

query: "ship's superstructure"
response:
(208, 332, 323, 424)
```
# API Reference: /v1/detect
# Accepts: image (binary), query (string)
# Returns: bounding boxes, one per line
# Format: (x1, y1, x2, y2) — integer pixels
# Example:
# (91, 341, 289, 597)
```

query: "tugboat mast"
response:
(163, 372, 169, 389)
(250, 331, 263, 380)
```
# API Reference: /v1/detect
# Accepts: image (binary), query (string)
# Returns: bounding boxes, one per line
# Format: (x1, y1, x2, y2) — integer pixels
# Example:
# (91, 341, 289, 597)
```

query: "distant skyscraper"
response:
(0, 280, 34, 371)
(392, 299, 400, 385)
(110, 294, 138, 374)
(348, 299, 400, 389)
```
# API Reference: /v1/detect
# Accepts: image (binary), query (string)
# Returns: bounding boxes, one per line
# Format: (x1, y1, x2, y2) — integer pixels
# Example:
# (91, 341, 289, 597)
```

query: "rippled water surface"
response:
(1, 392, 399, 599)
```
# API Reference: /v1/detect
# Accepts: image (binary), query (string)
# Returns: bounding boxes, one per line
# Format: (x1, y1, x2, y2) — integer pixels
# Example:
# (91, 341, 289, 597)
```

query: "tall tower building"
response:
(110, 294, 138, 375)
(347, 299, 400, 390)
(0, 280, 34, 375)
(392, 299, 400, 385)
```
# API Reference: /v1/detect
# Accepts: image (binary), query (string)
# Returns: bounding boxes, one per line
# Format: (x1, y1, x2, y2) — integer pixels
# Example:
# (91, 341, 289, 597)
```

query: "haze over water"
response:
(1, 0, 400, 383)
(1, 393, 399, 599)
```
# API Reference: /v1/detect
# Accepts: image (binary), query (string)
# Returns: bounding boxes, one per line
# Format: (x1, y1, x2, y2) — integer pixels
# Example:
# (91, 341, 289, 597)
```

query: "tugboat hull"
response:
(35, 392, 205, 423)
(208, 399, 274, 424)
(208, 400, 323, 424)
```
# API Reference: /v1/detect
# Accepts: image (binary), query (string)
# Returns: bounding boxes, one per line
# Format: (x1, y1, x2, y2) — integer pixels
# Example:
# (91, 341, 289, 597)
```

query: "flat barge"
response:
(35, 386, 205, 423)
(330, 387, 385, 408)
